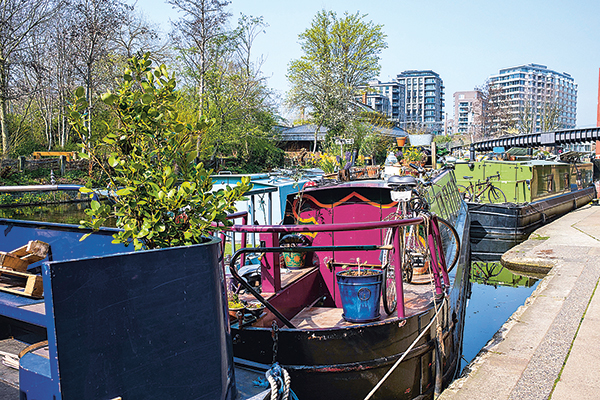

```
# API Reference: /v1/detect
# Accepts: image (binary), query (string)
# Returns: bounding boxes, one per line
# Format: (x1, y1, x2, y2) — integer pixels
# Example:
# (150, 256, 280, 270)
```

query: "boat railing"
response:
(227, 216, 451, 329)
(218, 211, 249, 268)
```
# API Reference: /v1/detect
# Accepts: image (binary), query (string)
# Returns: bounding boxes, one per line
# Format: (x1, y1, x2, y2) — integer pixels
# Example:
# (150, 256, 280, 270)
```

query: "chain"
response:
(271, 321, 279, 364)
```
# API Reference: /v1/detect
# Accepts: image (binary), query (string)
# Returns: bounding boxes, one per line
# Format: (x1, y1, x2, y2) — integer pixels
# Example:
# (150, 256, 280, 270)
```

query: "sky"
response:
(140, 0, 600, 127)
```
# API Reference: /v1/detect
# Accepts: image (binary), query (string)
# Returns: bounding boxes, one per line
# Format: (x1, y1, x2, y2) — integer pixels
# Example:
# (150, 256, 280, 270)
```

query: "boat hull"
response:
(469, 186, 595, 260)
(231, 171, 471, 399)
(233, 302, 462, 400)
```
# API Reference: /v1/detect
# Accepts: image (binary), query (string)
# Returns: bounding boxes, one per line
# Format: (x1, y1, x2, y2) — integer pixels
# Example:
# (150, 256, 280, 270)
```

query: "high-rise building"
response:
(396, 70, 445, 134)
(453, 90, 483, 135)
(361, 80, 405, 122)
(488, 63, 577, 133)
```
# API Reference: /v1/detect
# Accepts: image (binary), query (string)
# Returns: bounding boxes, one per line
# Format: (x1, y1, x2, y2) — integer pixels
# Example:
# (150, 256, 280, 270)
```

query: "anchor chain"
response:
(271, 321, 279, 364)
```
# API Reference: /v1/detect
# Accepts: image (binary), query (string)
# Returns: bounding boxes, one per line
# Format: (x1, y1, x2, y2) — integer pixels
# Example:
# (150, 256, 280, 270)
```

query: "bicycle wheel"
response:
(434, 217, 461, 274)
(488, 186, 507, 203)
(381, 217, 400, 315)
(381, 257, 397, 315)
(404, 224, 428, 282)
(457, 185, 473, 202)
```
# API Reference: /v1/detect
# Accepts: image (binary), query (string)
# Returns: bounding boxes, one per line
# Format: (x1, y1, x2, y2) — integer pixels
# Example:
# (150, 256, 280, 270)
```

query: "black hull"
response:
(234, 305, 460, 400)
(469, 186, 595, 261)
(232, 204, 471, 400)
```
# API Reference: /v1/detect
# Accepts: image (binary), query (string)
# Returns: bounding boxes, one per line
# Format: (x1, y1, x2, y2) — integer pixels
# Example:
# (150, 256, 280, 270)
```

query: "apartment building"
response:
(396, 70, 445, 134)
(361, 80, 405, 122)
(488, 63, 577, 132)
(453, 90, 483, 135)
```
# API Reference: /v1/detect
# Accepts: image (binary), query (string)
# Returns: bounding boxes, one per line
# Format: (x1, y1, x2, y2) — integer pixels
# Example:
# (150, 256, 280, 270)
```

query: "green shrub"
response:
(69, 53, 251, 250)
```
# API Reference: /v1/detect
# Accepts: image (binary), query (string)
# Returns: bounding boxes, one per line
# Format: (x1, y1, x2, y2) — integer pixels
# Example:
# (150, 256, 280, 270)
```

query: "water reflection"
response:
(471, 261, 538, 288)
(0, 201, 115, 227)
(462, 259, 540, 367)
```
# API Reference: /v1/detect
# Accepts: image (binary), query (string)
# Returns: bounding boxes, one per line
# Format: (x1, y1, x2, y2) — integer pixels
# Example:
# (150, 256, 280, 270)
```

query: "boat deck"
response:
(289, 275, 436, 330)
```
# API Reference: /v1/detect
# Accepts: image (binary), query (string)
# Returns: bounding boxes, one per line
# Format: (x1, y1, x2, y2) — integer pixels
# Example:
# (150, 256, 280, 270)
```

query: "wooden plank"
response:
(8, 245, 29, 258)
(1, 241, 50, 271)
(0, 269, 43, 298)
(0, 253, 28, 272)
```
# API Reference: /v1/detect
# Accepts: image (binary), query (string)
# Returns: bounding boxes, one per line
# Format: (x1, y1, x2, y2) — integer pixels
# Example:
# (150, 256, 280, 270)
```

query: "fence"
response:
(0, 157, 90, 176)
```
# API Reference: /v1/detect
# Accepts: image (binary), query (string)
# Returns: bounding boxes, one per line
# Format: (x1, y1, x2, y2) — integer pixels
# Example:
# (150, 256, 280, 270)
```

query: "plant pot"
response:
(408, 134, 434, 147)
(280, 234, 310, 269)
(37, 236, 237, 399)
(228, 303, 246, 319)
(396, 137, 407, 147)
(336, 269, 383, 323)
(246, 300, 266, 318)
(282, 251, 307, 269)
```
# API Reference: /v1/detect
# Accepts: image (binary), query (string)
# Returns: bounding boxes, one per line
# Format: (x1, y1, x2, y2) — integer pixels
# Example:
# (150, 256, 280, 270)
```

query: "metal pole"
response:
(393, 227, 405, 319)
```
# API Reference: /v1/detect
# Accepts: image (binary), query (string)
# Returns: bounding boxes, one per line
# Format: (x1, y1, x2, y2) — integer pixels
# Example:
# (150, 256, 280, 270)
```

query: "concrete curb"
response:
(440, 204, 600, 400)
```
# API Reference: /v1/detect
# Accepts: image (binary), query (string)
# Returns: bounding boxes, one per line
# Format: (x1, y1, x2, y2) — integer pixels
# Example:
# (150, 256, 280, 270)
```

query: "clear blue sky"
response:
(140, 0, 600, 127)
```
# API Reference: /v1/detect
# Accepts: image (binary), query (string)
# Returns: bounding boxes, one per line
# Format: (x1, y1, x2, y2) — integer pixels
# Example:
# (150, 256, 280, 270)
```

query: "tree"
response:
(474, 80, 513, 138)
(200, 15, 278, 163)
(517, 98, 563, 134)
(112, 12, 172, 63)
(286, 10, 387, 152)
(66, 0, 131, 142)
(69, 53, 250, 250)
(168, 0, 231, 153)
(0, 0, 59, 156)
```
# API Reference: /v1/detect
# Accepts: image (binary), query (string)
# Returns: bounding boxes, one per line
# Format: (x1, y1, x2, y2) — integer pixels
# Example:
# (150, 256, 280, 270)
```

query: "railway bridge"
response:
(462, 127, 600, 154)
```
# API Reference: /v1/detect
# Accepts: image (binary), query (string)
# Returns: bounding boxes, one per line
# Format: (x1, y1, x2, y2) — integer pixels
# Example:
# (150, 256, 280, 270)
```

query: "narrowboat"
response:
(227, 168, 471, 400)
(455, 159, 596, 260)
(0, 219, 270, 400)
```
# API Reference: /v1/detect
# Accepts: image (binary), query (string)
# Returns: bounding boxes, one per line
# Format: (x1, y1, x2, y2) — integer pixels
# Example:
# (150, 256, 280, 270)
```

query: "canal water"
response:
(0, 201, 92, 225)
(1, 203, 540, 373)
(461, 258, 540, 367)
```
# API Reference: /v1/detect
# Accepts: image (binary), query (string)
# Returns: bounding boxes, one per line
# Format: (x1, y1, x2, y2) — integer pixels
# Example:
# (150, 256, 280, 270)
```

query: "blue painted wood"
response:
(41, 239, 236, 400)
(19, 352, 52, 399)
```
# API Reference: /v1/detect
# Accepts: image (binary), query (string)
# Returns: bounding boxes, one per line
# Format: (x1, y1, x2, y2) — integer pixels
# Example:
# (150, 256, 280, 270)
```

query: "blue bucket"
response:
(336, 269, 383, 323)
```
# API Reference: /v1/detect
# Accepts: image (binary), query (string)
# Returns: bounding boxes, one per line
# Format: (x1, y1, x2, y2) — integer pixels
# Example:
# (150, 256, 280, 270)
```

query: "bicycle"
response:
(458, 172, 507, 203)
(380, 169, 461, 315)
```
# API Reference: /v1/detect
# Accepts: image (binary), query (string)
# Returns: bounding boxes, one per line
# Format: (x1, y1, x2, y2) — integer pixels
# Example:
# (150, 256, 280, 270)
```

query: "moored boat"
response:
(227, 168, 470, 400)
(454, 159, 595, 260)
(0, 219, 269, 400)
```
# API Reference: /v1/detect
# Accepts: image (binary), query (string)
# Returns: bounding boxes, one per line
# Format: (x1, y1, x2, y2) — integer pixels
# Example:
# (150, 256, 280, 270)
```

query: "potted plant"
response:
(66, 53, 251, 398)
(69, 53, 250, 250)
(336, 259, 383, 323)
(401, 146, 425, 167)
(227, 292, 246, 319)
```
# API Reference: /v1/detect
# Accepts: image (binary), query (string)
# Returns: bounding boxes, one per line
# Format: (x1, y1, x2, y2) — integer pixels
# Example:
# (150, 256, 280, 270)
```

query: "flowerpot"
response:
(408, 134, 434, 147)
(36, 236, 237, 399)
(246, 300, 266, 318)
(336, 269, 383, 323)
(396, 137, 407, 147)
(228, 304, 246, 319)
(280, 234, 310, 269)
(283, 251, 307, 269)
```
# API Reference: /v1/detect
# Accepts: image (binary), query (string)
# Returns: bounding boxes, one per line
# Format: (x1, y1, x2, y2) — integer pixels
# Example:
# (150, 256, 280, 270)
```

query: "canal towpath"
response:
(439, 202, 600, 400)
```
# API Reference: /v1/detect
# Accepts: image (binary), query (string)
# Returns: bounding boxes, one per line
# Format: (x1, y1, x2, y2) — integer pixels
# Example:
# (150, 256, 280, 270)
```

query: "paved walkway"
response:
(439, 203, 600, 400)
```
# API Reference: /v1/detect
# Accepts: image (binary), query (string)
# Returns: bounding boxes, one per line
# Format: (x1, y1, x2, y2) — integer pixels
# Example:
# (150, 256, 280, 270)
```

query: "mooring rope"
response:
(363, 296, 446, 400)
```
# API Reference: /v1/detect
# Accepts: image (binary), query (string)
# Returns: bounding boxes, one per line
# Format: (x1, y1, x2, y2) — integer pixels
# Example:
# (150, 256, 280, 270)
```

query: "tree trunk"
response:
(0, 59, 8, 157)
(313, 123, 321, 153)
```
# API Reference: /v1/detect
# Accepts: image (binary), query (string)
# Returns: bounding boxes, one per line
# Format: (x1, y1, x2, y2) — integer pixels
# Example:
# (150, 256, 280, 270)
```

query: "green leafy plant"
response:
(402, 147, 425, 163)
(68, 53, 251, 250)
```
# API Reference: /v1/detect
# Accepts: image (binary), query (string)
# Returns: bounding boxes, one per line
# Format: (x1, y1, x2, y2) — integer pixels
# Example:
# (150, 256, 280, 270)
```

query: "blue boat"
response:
(0, 219, 271, 399)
